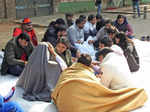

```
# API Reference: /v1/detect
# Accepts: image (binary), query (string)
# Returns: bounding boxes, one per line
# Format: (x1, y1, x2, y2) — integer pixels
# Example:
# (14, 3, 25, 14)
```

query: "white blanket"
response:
(0, 39, 150, 112)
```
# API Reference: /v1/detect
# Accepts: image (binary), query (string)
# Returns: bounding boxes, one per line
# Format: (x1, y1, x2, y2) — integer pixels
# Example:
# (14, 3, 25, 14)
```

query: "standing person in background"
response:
(132, 0, 140, 18)
(95, 0, 102, 16)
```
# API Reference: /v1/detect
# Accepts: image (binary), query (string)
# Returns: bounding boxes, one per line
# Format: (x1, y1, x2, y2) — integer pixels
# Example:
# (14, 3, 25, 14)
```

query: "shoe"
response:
(147, 36, 150, 41)
(141, 36, 146, 41)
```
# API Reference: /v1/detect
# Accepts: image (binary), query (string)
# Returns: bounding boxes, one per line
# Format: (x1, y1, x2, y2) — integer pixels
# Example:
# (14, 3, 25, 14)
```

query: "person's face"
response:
(83, 19, 86, 24)
(58, 30, 67, 38)
(96, 18, 101, 22)
(56, 43, 67, 54)
(18, 39, 28, 48)
(23, 24, 32, 31)
(91, 17, 97, 25)
(67, 16, 73, 20)
(98, 55, 103, 63)
(105, 23, 111, 29)
(108, 33, 115, 39)
(78, 21, 85, 29)
(99, 43, 104, 49)
(117, 18, 124, 25)
(76, 50, 81, 58)
(115, 38, 120, 44)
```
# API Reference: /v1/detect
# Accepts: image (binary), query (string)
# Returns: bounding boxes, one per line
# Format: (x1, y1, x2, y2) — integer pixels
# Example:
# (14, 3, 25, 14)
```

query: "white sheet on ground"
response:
(0, 39, 150, 112)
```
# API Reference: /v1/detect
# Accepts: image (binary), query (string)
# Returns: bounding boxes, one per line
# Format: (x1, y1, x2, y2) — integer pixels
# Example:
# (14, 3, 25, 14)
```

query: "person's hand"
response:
(96, 74, 102, 79)
(24, 61, 28, 65)
(48, 43, 56, 56)
(88, 40, 94, 44)
(76, 40, 81, 44)
(72, 57, 77, 62)
(92, 61, 100, 66)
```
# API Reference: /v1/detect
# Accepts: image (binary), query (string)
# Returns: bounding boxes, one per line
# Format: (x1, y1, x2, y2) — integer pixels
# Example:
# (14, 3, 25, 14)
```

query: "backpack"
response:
(124, 46, 140, 72)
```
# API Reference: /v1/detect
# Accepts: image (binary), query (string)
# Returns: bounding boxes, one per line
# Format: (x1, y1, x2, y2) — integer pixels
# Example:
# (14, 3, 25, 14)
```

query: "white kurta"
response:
(100, 52, 133, 90)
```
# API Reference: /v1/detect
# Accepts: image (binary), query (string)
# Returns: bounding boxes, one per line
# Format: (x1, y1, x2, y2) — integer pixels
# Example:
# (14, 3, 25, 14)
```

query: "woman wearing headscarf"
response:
(17, 41, 67, 102)
(114, 15, 134, 39)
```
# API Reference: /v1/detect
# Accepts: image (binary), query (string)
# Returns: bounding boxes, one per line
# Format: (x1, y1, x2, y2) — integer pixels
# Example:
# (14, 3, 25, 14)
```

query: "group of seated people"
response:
(0, 13, 148, 111)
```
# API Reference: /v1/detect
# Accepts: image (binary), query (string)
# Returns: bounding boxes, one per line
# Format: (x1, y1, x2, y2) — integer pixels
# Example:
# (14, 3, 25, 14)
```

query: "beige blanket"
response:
(52, 63, 148, 112)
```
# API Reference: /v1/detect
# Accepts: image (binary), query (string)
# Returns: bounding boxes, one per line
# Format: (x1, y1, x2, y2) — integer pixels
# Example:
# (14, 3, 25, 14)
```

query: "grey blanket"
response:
(17, 42, 62, 102)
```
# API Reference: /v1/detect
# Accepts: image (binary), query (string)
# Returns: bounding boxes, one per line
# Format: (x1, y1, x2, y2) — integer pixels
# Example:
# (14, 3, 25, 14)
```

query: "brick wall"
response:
(0, 0, 5, 18)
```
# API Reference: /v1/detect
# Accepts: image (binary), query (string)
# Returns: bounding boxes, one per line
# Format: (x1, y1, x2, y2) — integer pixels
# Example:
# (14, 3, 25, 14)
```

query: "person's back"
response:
(100, 52, 132, 89)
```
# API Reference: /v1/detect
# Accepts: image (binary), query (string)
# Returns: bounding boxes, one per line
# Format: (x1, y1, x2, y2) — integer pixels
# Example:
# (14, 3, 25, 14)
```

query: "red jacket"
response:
(13, 27, 38, 46)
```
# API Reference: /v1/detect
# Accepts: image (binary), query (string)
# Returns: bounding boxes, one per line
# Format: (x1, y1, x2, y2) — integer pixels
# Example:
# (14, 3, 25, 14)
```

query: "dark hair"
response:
(96, 14, 103, 20)
(56, 37, 70, 49)
(79, 15, 86, 20)
(96, 48, 113, 61)
(88, 14, 96, 21)
(48, 21, 56, 27)
(77, 54, 92, 66)
(17, 32, 30, 42)
(115, 32, 128, 50)
(100, 37, 113, 47)
(65, 13, 73, 18)
(55, 18, 66, 25)
(105, 19, 112, 25)
(106, 27, 116, 34)
(55, 25, 66, 34)
(75, 18, 84, 25)
(117, 14, 125, 20)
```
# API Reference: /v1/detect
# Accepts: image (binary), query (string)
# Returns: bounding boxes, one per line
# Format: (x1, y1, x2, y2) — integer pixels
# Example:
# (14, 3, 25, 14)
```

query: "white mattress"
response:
(0, 39, 150, 112)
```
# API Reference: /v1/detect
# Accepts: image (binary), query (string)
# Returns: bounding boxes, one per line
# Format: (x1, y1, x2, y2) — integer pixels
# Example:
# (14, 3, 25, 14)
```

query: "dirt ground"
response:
(0, 10, 150, 50)
(0, 23, 46, 50)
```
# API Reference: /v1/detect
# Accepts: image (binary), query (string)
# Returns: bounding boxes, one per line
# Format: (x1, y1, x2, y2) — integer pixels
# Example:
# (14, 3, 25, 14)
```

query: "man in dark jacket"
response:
(42, 25, 67, 47)
(1, 33, 33, 76)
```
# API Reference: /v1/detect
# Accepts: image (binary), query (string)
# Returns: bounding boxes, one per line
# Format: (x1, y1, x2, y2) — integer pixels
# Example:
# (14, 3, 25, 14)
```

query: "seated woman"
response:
(114, 15, 134, 39)
(55, 37, 72, 67)
(115, 32, 140, 72)
(96, 47, 133, 90)
(17, 42, 67, 102)
(52, 53, 147, 112)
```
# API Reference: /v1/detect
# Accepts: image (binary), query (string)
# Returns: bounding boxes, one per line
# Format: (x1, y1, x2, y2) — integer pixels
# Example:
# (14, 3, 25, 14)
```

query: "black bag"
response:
(124, 47, 140, 72)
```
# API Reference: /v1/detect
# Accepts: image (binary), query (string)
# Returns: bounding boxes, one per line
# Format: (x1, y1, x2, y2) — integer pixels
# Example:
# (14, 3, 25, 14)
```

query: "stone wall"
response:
(0, 0, 16, 19)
